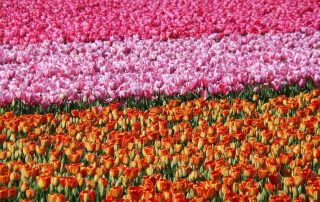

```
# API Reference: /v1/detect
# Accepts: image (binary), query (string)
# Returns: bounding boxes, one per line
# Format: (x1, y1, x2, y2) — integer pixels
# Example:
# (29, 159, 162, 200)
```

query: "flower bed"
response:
(1, 0, 319, 45)
(0, 91, 320, 201)
(1, 31, 320, 107)
(1, 0, 320, 201)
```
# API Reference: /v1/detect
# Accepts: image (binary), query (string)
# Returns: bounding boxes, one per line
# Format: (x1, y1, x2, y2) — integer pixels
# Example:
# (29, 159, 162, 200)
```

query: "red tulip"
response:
(269, 194, 291, 202)
(128, 186, 143, 201)
(269, 172, 281, 186)
(210, 170, 221, 182)
(0, 187, 7, 200)
(265, 183, 276, 194)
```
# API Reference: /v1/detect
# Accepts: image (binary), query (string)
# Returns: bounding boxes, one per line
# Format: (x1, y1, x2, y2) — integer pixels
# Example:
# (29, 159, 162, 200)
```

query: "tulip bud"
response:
(0, 150, 7, 160)
(20, 182, 29, 192)
(187, 189, 195, 199)
(146, 166, 154, 176)
(10, 172, 20, 182)
(174, 144, 183, 154)
(160, 155, 170, 168)
(26, 189, 35, 199)
(77, 177, 85, 187)
(197, 139, 204, 150)
(292, 186, 298, 198)
(252, 94, 259, 102)
(188, 171, 200, 182)
(171, 156, 178, 168)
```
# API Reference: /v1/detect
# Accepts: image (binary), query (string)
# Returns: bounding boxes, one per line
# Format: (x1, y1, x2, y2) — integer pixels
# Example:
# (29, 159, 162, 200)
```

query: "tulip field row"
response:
(0, 91, 320, 201)
(1, 31, 320, 109)
(1, 0, 320, 45)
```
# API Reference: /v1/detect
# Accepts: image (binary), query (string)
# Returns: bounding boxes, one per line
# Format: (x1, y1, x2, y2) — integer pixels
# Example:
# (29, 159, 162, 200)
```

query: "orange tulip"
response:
(306, 185, 320, 201)
(98, 178, 108, 188)
(108, 186, 123, 199)
(101, 156, 114, 169)
(229, 166, 241, 181)
(48, 193, 66, 202)
(142, 177, 155, 191)
(142, 146, 155, 156)
(26, 189, 35, 199)
(109, 168, 119, 178)
(210, 171, 221, 182)
(269, 194, 291, 202)
(86, 153, 97, 163)
(224, 192, 239, 202)
(279, 153, 292, 165)
(296, 168, 313, 184)
(173, 192, 188, 201)
(247, 185, 259, 197)
(293, 195, 307, 202)
(243, 165, 256, 178)
(223, 175, 235, 187)
(189, 155, 204, 167)
(257, 168, 269, 181)
(80, 190, 96, 202)
(37, 176, 51, 190)
(265, 182, 276, 194)
(225, 148, 236, 158)
(172, 179, 188, 193)
(0, 134, 5, 144)
(20, 182, 29, 192)
(66, 176, 78, 188)
(68, 153, 81, 163)
(20, 199, 34, 202)
(156, 179, 171, 192)
(0, 151, 7, 160)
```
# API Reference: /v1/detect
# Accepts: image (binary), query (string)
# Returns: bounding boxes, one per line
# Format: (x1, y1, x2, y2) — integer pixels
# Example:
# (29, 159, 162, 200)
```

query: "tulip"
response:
(156, 179, 171, 192)
(26, 189, 35, 199)
(108, 186, 123, 199)
(80, 190, 96, 202)
(306, 185, 320, 201)
(0, 187, 7, 200)
(269, 194, 291, 202)
(223, 175, 235, 187)
(68, 153, 81, 163)
(48, 193, 66, 202)
(0, 151, 7, 160)
(171, 179, 188, 193)
(243, 165, 256, 178)
(37, 176, 51, 189)
(265, 183, 276, 194)
(9, 172, 21, 182)
(128, 186, 143, 201)
(188, 171, 201, 182)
